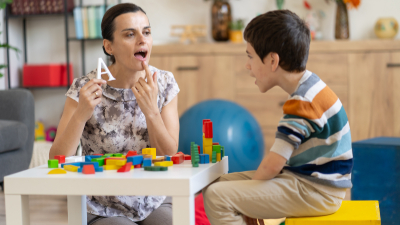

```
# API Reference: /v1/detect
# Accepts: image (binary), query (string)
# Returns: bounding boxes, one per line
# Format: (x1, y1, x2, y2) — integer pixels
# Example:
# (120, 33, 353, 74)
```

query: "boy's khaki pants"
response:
(203, 170, 343, 225)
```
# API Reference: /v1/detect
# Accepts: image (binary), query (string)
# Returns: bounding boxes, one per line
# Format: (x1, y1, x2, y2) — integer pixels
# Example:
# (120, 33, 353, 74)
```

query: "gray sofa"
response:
(0, 89, 34, 189)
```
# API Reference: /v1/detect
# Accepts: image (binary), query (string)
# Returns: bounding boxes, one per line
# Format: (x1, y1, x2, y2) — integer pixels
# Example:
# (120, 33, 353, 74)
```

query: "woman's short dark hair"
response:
(101, 3, 146, 64)
(244, 10, 310, 72)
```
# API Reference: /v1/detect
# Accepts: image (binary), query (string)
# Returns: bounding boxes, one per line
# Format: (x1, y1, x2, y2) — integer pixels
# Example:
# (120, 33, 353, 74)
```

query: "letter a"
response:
(97, 58, 116, 81)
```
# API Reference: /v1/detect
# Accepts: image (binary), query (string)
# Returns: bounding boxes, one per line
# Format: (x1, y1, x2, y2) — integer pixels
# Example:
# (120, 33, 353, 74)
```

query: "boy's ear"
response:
(270, 52, 280, 72)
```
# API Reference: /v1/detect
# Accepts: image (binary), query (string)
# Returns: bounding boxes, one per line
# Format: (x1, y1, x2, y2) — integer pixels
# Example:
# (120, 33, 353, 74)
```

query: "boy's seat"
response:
(285, 201, 381, 225)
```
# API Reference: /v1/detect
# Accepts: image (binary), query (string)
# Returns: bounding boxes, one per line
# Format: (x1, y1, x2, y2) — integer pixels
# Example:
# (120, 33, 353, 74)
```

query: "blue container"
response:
(352, 137, 400, 225)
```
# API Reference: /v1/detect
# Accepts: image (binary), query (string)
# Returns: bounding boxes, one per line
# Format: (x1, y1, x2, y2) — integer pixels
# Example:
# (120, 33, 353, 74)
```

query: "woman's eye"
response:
(144, 31, 151, 36)
(127, 33, 134, 37)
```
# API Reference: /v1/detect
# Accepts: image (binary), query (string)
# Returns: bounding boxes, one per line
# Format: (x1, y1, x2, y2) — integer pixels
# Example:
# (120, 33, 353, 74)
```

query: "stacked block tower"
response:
(202, 119, 224, 163)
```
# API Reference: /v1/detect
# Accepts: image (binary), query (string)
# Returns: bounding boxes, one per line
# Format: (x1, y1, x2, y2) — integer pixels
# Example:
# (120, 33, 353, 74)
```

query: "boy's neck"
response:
(276, 69, 307, 95)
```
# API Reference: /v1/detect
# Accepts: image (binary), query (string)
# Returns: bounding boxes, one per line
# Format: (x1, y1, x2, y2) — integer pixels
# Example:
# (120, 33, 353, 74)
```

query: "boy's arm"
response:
(252, 151, 287, 180)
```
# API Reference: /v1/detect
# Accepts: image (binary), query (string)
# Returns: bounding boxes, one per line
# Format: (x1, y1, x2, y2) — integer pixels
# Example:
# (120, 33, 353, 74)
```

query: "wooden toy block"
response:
(85, 155, 92, 162)
(64, 165, 79, 172)
(80, 162, 100, 169)
(172, 154, 184, 164)
(107, 159, 127, 166)
(142, 148, 156, 159)
(176, 151, 184, 155)
(104, 153, 114, 157)
(184, 155, 191, 160)
(154, 161, 173, 167)
(143, 158, 152, 167)
(126, 150, 138, 158)
(212, 151, 217, 163)
(221, 146, 225, 158)
(285, 201, 381, 225)
(204, 146, 213, 161)
(91, 158, 105, 167)
(134, 164, 142, 168)
(165, 155, 171, 161)
(198, 145, 201, 154)
(212, 142, 219, 145)
(78, 166, 103, 172)
(204, 155, 210, 164)
(54, 155, 65, 164)
(127, 155, 144, 165)
(104, 157, 125, 165)
(213, 145, 221, 154)
(204, 121, 213, 138)
(217, 153, 221, 162)
(143, 154, 153, 159)
(200, 154, 204, 164)
(48, 159, 59, 168)
(103, 165, 121, 170)
(82, 165, 95, 174)
(144, 166, 168, 171)
(203, 137, 213, 146)
(48, 168, 67, 174)
(61, 162, 81, 168)
(113, 153, 123, 157)
(117, 162, 133, 173)
(202, 119, 211, 133)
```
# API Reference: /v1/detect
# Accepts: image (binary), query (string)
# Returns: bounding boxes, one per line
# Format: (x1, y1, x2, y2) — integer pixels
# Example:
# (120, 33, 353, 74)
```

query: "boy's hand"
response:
(132, 61, 159, 118)
(243, 215, 265, 225)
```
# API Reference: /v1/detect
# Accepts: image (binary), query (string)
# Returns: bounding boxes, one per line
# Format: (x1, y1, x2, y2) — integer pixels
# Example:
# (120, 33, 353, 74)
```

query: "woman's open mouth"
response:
(134, 50, 148, 61)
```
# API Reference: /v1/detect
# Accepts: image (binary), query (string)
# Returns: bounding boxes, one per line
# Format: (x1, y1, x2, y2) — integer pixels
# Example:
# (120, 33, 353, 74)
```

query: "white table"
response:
(5, 156, 229, 225)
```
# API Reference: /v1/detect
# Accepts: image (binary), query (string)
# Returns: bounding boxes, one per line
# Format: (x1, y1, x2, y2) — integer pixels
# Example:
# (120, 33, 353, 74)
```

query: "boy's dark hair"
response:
(244, 10, 310, 72)
(101, 3, 147, 64)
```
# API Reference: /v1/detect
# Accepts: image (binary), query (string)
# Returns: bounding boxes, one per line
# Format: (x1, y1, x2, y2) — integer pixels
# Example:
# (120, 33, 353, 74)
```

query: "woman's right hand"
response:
(74, 79, 106, 123)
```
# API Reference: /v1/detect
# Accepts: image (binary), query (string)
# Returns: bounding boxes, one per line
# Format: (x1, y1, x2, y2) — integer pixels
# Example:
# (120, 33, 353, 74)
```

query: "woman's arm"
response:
(146, 95, 179, 156)
(49, 79, 105, 159)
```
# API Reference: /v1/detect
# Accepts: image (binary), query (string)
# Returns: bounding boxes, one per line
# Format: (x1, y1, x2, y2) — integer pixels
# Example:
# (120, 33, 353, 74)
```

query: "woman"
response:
(49, 3, 179, 225)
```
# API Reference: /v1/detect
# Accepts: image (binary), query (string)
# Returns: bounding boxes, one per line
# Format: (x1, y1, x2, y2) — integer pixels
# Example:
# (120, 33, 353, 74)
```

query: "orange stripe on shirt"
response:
(283, 86, 338, 120)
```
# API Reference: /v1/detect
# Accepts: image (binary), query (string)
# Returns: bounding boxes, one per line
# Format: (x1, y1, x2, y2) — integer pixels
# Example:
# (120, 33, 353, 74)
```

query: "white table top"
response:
(5, 156, 229, 197)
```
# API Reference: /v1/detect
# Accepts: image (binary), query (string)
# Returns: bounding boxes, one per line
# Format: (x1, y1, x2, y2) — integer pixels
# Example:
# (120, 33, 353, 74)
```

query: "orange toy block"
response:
(54, 155, 65, 164)
(48, 168, 67, 174)
(82, 165, 95, 174)
(117, 162, 133, 173)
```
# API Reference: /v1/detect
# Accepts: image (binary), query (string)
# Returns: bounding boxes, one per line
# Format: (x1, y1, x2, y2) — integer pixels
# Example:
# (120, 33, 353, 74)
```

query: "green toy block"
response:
(104, 153, 114, 157)
(192, 163, 199, 167)
(213, 145, 221, 154)
(48, 159, 59, 168)
(212, 151, 217, 163)
(92, 158, 104, 166)
(221, 146, 225, 158)
(144, 166, 168, 171)
(113, 153, 123, 157)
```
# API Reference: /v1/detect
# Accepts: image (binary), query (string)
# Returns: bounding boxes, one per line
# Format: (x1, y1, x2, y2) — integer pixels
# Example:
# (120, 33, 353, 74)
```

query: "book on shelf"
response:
(10, 0, 74, 15)
(74, 5, 105, 39)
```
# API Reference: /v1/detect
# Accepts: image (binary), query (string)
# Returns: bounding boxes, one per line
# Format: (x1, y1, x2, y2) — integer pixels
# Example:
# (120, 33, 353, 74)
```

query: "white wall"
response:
(2, 0, 400, 127)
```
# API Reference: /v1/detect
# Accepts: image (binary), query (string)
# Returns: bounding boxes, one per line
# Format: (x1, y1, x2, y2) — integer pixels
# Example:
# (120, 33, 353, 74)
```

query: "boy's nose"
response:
(245, 64, 251, 70)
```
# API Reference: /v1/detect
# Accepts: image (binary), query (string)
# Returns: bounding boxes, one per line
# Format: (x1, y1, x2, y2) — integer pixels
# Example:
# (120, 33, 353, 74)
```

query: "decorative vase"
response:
(229, 30, 243, 43)
(335, 1, 349, 39)
(211, 0, 231, 42)
(375, 18, 399, 39)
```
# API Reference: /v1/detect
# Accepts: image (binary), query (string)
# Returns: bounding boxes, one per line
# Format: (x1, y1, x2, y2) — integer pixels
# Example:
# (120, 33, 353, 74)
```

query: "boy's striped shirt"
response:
(271, 70, 353, 190)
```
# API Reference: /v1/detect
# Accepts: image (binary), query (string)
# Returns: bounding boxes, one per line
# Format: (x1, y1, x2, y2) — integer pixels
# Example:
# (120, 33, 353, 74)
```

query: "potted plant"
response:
(229, 19, 244, 43)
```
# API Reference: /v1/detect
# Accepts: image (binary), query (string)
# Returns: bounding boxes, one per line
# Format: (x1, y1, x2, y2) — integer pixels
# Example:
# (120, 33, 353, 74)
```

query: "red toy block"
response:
(204, 121, 213, 138)
(82, 165, 95, 174)
(177, 152, 184, 155)
(185, 155, 192, 160)
(54, 155, 65, 164)
(117, 162, 132, 173)
(126, 150, 138, 158)
(198, 145, 201, 154)
(92, 154, 103, 156)
(134, 164, 141, 168)
(104, 157, 125, 165)
(213, 142, 219, 145)
(202, 119, 211, 133)
(172, 154, 184, 164)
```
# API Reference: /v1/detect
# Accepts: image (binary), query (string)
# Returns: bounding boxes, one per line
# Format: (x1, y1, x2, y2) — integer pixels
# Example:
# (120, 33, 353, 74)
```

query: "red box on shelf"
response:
(23, 64, 74, 87)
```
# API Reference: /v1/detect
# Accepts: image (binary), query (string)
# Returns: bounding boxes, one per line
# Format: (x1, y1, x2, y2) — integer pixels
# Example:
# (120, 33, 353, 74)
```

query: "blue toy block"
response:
(78, 166, 103, 173)
(85, 155, 92, 162)
(165, 155, 171, 161)
(127, 155, 144, 165)
(204, 155, 210, 164)
(61, 162, 81, 168)
(143, 158, 152, 167)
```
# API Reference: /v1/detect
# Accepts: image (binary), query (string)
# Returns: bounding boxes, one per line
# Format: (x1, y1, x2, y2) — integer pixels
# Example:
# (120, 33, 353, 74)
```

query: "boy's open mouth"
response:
(134, 50, 148, 61)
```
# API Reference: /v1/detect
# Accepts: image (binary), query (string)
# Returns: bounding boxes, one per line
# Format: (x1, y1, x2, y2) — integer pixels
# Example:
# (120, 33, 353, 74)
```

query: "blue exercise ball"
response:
(178, 99, 265, 173)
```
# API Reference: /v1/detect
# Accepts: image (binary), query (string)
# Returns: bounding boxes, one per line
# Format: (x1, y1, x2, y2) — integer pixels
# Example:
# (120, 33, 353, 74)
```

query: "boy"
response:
(202, 10, 352, 225)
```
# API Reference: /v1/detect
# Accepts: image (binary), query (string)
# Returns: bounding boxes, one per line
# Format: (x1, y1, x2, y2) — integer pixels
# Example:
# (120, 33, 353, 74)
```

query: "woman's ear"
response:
(270, 52, 280, 72)
(103, 39, 113, 56)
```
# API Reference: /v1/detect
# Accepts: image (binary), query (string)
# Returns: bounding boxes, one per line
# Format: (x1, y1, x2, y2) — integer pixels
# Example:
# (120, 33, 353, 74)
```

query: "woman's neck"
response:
(104, 63, 145, 89)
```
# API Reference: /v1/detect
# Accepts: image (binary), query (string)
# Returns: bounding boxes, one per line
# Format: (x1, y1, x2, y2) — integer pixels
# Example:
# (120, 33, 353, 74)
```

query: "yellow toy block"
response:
(142, 148, 156, 159)
(285, 201, 381, 225)
(107, 159, 127, 166)
(64, 165, 79, 172)
(216, 153, 221, 162)
(204, 146, 213, 161)
(103, 165, 121, 170)
(154, 161, 173, 167)
(48, 168, 67, 174)
(203, 137, 213, 147)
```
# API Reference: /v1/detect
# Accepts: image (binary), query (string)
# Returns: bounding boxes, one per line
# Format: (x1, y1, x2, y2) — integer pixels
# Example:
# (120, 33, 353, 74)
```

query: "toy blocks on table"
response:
(64, 165, 79, 172)
(117, 162, 133, 173)
(142, 148, 156, 159)
(126, 150, 138, 158)
(285, 201, 381, 225)
(154, 161, 173, 167)
(82, 165, 95, 174)
(144, 166, 168, 171)
(48, 159, 59, 168)
(54, 155, 65, 164)
(48, 168, 67, 174)
(143, 158, 152, 167)
(184, 155, 191, 160)
(127, 155, 144, 165)
(172, 154, 184, 164)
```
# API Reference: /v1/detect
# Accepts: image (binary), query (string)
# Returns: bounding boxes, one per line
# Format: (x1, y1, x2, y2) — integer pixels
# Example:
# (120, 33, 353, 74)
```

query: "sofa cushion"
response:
(0, 119, 28, 153)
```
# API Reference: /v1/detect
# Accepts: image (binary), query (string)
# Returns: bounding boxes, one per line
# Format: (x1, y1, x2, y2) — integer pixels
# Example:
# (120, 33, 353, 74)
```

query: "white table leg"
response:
(68, 195, 87, 225)
(5, 194, 30, 225)
(173, 195, 195, 225)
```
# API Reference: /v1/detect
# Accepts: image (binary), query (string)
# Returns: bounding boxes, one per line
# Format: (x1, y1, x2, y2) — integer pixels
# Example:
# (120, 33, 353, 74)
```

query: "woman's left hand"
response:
(132, 61, 159, 117)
